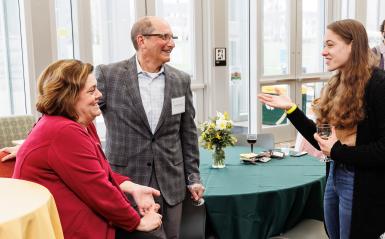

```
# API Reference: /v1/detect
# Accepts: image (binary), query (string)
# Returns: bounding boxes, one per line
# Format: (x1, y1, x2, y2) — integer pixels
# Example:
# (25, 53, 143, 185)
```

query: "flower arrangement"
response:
(199, 112, 237, 168)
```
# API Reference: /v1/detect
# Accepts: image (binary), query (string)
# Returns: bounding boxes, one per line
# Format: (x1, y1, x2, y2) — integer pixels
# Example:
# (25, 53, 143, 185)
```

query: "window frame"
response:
(254, 0, 333, 142)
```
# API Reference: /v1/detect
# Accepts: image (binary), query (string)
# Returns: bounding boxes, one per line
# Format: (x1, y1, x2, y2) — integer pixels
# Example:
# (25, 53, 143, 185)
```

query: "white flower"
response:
(216, 111, 225, 120)
(200, 123, 206, 131)
(215, 118, 227, 130)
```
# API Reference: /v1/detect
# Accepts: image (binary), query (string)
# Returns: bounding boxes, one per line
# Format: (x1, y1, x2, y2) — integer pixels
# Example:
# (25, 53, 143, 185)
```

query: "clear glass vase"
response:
(212, 146, 226, 168)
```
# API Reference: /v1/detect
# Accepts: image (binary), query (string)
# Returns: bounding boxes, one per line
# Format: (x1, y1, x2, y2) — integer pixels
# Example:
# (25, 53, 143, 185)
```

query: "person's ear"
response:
(136, 35, 145, 48)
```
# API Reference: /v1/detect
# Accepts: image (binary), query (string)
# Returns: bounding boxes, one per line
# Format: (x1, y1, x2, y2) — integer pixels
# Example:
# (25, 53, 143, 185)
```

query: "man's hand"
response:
(120, 181, 160, 215)
(188, 183, 205, 202)
(0, 145, 20, 162)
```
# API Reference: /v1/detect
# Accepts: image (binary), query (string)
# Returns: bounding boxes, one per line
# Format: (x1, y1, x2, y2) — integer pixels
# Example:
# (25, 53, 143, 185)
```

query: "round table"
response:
(0, 178, 64, 239)
(200, 146, 326, 239)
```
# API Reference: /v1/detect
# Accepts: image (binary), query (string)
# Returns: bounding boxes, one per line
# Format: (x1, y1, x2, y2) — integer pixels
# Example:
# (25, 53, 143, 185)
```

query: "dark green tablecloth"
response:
(199, 146, 326, 239)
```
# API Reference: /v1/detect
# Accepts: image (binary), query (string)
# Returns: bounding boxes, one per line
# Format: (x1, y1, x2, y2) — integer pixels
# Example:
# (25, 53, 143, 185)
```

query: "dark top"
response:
(287, 68, 385, 238)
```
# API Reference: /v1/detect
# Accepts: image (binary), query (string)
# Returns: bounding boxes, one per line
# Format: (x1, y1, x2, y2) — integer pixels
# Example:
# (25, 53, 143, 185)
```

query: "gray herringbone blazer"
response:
(95, 56, 199, 205)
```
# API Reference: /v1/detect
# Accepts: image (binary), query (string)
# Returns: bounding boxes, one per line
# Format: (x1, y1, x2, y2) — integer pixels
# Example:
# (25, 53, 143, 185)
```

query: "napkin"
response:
(240, 153, 259, 159)
(240, 152, 272, 164)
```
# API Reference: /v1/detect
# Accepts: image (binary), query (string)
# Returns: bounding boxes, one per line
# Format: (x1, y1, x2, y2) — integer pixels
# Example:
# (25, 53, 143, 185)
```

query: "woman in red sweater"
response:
(13, 59, 162, 239)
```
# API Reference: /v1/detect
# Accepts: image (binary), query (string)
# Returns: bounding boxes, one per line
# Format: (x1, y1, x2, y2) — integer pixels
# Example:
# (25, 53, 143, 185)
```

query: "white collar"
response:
(135, 56, 164, 76)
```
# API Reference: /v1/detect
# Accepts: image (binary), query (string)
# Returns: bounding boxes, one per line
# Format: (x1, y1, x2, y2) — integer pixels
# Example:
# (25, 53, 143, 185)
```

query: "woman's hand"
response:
(120, 181, 160, 215)
(313, 127, 338, 157)
(136, 210, 162, 232)
(0, 145, 20, 162)
(257, 89, 294, 110)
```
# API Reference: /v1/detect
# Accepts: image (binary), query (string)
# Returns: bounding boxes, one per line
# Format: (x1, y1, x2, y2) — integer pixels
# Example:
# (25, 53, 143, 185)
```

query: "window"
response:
(55, 0, 74, 59)
(229, 0, 249, 125)
(263, 0, 290, 76)
(261, 0, 326, 77)
(258, 0, 327, 142)
(154, 0, 205, 123)
(366, 0, 385, 48)
(301, 0, 325, 74)
(340, 0, 355, 19)
(90, 0, 136, 66)
(156, 0, 194, 76)
(0, 0, 30, 116)
(301, 81, 325, 119)
(90, 0, 136, 140)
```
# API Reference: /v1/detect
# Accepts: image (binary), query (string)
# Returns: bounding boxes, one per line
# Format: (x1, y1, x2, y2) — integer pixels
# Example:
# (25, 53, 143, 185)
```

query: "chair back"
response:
(0, 115, 35, 148)
(234, 133, 275, 149)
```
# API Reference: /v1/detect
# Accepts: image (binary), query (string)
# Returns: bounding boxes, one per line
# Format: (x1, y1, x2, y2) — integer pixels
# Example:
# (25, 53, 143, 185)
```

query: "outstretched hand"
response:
(131, 184, 161, 216)
(120, 181, 161, 216)
(257, 88, 294, 110)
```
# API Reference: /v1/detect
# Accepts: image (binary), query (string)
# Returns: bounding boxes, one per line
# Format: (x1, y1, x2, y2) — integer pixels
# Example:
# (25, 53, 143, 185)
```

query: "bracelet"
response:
(285, 104, 297, 114)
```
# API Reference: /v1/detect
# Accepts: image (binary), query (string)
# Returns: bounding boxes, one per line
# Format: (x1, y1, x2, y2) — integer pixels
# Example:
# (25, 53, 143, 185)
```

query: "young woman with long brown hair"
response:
(259, 19, 385, 238)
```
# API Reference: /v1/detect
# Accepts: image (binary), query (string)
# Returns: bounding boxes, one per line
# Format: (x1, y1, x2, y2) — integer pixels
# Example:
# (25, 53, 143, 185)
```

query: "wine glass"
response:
(187, 173, 205, 206)
(316, 124, 332, 162)
(317, 124, 332, 139)
(246, 134, 257, 153)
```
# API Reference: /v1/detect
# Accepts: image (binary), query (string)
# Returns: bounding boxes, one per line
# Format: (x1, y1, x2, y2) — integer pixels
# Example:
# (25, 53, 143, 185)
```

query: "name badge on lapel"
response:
(171, 96, 185, 115)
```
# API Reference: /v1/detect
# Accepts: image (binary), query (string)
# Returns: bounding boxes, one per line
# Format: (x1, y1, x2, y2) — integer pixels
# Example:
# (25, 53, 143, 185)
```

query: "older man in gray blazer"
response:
(95, 16, 203, 239)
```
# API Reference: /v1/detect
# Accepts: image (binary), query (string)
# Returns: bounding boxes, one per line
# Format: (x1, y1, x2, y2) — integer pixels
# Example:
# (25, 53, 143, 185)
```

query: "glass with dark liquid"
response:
(246, 134, 257, 153)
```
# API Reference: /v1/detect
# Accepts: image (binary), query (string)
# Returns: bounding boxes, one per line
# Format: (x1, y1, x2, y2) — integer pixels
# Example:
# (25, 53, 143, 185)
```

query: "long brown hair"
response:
(314, 19, 373, 128)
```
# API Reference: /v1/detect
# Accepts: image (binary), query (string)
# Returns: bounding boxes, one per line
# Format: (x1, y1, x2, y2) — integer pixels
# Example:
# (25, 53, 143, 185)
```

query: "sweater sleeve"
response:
(111, 171, 130, 185)
(286, 107, 320, 150)
(48, 123, 140, 231)
(331, 73, 385, 167)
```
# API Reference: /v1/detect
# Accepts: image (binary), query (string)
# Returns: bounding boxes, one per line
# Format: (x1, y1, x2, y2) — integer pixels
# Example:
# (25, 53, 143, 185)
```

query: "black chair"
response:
(234, 133, 275, 149)
(180, 196, 206, 239)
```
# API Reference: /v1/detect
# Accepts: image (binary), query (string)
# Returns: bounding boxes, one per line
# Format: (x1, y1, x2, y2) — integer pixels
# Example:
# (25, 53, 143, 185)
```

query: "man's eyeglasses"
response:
(142, 33, 178, 41)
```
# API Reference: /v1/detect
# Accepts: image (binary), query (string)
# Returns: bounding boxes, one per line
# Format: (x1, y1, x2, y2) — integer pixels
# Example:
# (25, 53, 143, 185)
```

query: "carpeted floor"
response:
(270, 219, 328, 239)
